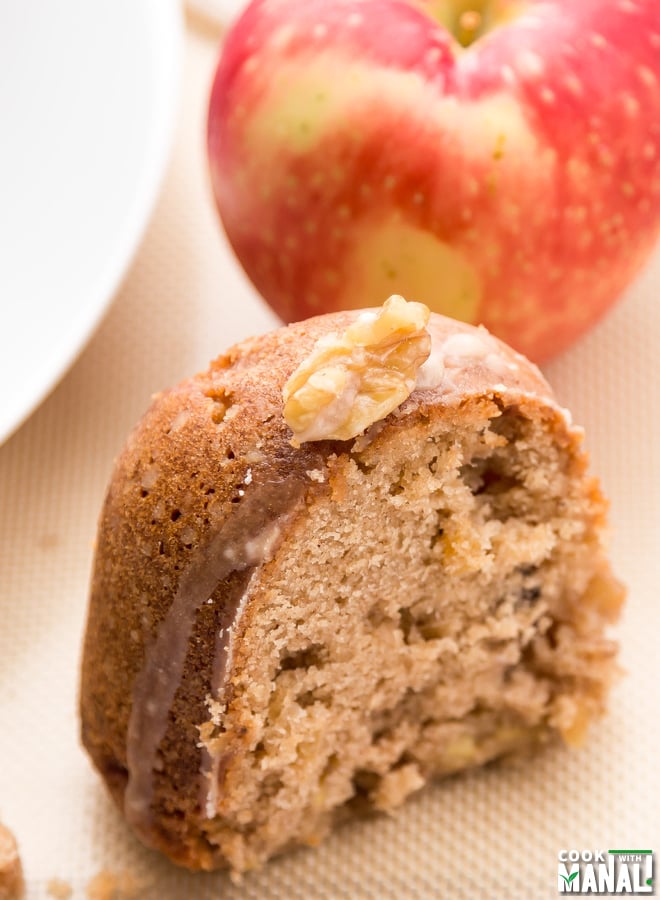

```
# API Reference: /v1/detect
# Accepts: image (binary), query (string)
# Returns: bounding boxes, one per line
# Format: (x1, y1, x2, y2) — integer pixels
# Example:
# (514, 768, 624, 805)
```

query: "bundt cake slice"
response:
(80, 300, 623, 874)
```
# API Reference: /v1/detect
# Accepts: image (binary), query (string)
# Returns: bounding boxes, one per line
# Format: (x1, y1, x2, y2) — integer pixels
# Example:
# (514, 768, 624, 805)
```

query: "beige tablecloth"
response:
(1, 19, 659, 900)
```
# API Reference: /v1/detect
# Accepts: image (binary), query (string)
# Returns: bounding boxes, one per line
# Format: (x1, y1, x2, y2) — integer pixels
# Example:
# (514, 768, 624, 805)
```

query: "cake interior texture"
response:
(192, 397, 620, 872)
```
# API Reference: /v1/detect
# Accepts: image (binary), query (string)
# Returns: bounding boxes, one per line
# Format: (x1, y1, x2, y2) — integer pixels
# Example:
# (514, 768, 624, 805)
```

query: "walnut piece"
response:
(283, 295, 431, 445)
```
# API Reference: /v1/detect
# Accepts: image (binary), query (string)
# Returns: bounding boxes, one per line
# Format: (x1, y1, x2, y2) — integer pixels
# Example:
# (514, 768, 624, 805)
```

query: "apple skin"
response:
(208, 0, 660, 361)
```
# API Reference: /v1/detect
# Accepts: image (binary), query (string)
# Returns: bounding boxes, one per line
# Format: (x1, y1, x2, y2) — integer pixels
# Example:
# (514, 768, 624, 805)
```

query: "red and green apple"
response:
(208, 0, 660, 361)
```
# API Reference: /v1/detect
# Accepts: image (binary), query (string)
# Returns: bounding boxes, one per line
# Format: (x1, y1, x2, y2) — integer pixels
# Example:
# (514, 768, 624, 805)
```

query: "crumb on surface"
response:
(0, 824, 24, 900)
(47, 878, 72, 899)
(85, 869, 150, 900)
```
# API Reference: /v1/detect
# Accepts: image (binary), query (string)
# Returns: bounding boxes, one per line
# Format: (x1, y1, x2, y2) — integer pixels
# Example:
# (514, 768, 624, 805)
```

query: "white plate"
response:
(0, 0, 182, 445)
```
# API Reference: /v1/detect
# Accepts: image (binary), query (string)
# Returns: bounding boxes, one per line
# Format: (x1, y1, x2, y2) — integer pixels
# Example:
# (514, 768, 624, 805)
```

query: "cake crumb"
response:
(47, 878, 72, 899)
(86, 869, 150, 900)
(0, 823, 24, 900)
(372, 763, 425, 812)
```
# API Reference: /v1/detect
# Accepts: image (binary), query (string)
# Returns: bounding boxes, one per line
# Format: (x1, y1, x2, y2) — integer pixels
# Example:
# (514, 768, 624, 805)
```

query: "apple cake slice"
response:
(80, 300, 623, 873)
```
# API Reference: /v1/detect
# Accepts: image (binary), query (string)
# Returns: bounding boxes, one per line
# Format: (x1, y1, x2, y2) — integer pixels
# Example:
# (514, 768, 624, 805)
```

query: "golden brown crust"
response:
(80, 311, 605, 869)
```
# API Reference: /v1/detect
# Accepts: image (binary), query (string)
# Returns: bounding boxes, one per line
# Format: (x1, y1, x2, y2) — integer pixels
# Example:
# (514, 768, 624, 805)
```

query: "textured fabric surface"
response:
(1, 21, 658, 900)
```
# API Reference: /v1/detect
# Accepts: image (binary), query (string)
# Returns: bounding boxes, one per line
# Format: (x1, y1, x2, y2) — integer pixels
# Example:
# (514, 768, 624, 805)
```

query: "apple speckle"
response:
(598, 146, 616, 168)
(346, 12, 363, 28)
(618, 0, 639, 12)
(650, 33, 660, 49)
(564, 206, 587, 224)
(622, 94, 641, 117)
(323, 269, 340, 287)
(271, 23, 296, 50)
(539, 87, 556, 106)
(313, 23, 328, 40)
(589, 33, 608, 49)
(500, 64, 515, 86)
(563, 74, 583, 96)
(515, 49, 544, 78)
(485, 172, 498, 195)
(412, 192, 425, 205)
(643, 142, 657, 160)
(502, 198, 520, 220)
(637, 65, 658, 89)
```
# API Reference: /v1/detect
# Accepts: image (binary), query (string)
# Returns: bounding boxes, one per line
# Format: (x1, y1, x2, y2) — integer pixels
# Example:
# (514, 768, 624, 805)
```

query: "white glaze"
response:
(244, 522, 282, 562)
(125, 474, 308, 834)
(484, 352, 514, 376)
(204, 570, 261, 819)
(415, 351, 445, 390)
(441, 332, 491, 365)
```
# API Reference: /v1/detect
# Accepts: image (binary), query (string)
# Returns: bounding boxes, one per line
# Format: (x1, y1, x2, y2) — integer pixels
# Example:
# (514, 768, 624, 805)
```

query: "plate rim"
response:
(0, 0, 184, 446)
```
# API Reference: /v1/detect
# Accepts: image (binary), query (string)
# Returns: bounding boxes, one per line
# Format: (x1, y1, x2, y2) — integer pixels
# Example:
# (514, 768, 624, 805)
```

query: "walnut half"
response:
(283, 296, 432, 446)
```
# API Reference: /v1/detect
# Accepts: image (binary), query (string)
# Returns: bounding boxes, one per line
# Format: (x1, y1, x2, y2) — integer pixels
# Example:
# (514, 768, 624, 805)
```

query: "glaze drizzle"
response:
(124, 472, 307, 832)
